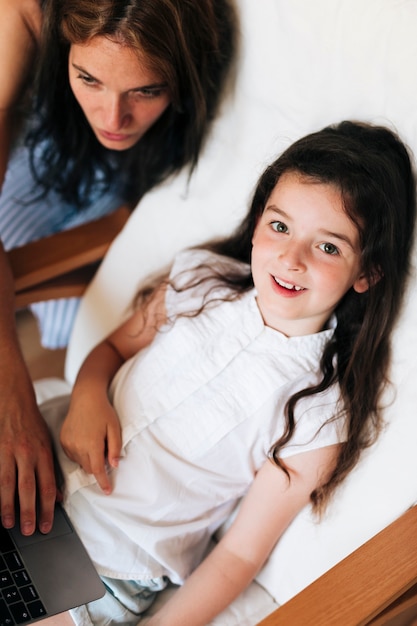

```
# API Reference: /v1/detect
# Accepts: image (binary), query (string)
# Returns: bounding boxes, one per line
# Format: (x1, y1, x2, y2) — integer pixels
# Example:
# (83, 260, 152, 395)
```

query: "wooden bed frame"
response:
(8, 210, 417, 625)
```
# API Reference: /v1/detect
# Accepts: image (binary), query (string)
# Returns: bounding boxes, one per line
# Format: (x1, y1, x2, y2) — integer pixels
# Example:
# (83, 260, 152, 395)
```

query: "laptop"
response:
(0, 503, 105, 624)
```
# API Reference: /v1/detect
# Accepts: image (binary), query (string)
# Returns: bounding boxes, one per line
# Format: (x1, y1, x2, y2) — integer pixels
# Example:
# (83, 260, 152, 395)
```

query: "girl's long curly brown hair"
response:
(139, 121, 416, 512)
(208, 121, 416, 511)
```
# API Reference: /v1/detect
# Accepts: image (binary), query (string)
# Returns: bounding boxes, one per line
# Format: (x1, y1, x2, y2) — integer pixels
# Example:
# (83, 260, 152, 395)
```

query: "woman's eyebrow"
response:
(71, 62, 100, 80)
(71, 62, 167, 91)
(130, 81, 169, 91)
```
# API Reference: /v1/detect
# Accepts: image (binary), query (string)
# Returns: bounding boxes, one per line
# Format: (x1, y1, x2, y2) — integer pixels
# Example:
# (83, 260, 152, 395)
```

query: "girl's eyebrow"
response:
(264, 205, 289, 220)
(265, 205, 356, 250)
(321, 228, 356, 249)
(71, 62, 168, 91)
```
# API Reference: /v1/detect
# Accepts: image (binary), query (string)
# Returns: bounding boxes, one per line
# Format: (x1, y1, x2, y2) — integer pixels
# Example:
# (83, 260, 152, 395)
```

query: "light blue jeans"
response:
(1, 143, 125, 348)
(69, 576, 168, 626)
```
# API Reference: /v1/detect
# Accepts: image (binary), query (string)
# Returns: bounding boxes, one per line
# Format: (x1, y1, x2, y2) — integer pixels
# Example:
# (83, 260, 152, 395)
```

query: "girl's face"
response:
(251, 171, 370, 337)
(68, 36, 171, 151)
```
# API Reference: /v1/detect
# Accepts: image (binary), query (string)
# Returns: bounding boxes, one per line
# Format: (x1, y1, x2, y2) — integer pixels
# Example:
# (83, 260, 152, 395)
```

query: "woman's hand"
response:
(0, 238, 57, 535)
(60, 392, 122, 494)
(0, 383, 57, 535)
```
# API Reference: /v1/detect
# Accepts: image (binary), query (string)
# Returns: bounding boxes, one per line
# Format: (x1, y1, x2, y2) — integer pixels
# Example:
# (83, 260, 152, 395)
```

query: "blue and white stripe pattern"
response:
(1, 144, 125, 348)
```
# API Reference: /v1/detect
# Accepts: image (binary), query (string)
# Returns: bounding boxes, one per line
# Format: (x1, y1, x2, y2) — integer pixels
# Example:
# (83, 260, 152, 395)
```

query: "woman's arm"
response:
(0, 242, 57, 536)
(0, 1, 55, 537)
(0, 0, 41, 186)
(147, 444, 340, 626)
(60, 283, 168, 493)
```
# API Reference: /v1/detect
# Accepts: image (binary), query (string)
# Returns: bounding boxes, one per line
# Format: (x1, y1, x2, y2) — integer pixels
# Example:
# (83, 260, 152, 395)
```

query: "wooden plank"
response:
(258, 505, 417, 626)
(9, 205, 130, 291)
(14, 264, 98, 308)
(367, 583, 417, 625)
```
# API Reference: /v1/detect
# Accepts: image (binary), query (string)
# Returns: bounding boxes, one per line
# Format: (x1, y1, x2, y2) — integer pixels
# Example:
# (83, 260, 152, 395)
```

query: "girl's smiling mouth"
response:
(272, 276, 306, 292)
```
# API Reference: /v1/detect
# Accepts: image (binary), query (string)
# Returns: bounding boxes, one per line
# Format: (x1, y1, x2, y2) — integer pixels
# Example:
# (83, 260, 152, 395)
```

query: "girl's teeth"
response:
(275, 277, 304, 291)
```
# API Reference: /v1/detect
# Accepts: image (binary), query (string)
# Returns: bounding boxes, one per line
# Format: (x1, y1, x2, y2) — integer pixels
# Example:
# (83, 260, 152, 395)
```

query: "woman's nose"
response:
(104, 95, 131, 131)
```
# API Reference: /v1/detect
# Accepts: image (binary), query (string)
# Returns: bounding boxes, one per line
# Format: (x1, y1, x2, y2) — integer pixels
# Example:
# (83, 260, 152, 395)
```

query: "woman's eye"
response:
(271, 221, 288, 233)
(78, 73, 96, 86)
(319, 242, 339, 255)
(133, 87, 167, 99)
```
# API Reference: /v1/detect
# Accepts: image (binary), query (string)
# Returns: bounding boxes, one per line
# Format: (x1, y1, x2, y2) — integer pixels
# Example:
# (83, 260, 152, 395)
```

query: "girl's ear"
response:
(353, 267, 382, 293)
(353, 275, 370, 294)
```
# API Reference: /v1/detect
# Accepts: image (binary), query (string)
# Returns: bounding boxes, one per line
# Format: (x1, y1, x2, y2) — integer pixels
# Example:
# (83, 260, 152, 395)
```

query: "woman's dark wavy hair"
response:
(26, 0, 238, 207)
(184, 120, 415, 512)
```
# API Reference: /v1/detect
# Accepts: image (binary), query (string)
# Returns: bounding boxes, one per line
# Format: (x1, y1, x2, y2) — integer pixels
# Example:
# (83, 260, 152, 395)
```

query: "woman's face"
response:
(68, 36, 171, 151)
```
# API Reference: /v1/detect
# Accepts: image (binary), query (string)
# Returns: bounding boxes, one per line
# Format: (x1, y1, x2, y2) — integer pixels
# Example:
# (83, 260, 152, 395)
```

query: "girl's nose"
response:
(278, 242, 306, 271)
(104, 95, 132, 131)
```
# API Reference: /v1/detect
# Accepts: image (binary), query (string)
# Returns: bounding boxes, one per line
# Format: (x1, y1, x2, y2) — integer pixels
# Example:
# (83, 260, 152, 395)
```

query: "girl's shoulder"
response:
(164, 247, 251, 318)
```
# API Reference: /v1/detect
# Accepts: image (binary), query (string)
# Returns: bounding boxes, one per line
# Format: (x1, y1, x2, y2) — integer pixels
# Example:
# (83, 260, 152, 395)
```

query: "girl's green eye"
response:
(320, 242, 339, 255)
(271, 221, 288, 233)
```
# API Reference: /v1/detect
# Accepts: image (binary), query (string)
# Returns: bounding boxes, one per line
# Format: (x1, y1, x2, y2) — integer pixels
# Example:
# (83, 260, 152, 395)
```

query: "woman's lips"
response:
(98, 129, 132, 142)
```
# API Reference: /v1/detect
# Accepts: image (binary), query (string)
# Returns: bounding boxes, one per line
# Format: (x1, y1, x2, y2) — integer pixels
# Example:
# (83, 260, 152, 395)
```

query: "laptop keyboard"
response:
(0, 525, 47, 625)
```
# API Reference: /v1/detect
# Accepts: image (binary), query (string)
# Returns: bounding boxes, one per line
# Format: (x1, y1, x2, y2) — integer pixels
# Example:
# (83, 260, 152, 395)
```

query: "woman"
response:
(0, 0, 237, 536)
(2, 0, 237, 347)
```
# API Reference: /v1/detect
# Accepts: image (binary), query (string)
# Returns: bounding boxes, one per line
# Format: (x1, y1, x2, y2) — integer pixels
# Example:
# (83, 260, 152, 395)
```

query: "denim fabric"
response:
(69, 576, 167, 626)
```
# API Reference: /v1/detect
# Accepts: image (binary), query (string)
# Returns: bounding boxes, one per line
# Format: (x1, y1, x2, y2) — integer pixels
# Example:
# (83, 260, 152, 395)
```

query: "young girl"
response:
(51, 121, 415, 625)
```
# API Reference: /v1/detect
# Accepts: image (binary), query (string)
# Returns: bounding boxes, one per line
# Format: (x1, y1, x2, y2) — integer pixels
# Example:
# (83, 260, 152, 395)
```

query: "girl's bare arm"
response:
(147, 444, 340, 626)
(60, 283, 168, 492)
